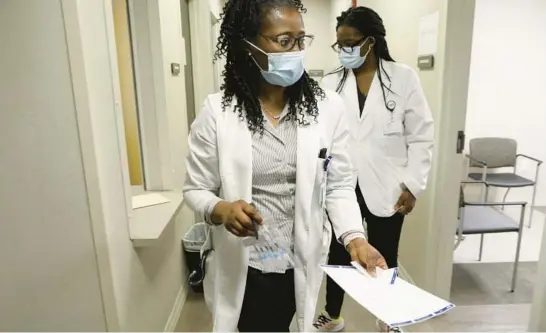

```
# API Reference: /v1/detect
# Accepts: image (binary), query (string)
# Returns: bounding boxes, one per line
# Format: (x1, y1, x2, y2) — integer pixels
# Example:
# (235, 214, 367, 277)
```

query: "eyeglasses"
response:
(331, 37, 367, 54)
(261, 34, 315, 52)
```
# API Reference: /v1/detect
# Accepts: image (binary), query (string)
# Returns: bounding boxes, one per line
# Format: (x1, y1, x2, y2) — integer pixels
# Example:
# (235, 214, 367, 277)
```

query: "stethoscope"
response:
(387, 99, 396, 112)
(383, 80, 397, 124)
(384, 78, 396, 111)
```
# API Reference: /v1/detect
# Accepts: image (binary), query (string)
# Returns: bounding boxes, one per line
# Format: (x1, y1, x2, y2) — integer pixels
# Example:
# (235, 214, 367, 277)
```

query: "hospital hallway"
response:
(3, 0, 546, 332)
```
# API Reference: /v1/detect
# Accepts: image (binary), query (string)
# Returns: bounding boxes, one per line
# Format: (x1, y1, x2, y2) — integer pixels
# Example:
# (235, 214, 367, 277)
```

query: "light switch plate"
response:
(417, 55, 435, 70)
(308, 69, 324, 77)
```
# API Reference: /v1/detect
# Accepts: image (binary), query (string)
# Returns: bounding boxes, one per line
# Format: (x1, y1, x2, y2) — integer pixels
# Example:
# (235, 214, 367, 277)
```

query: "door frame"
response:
(426, 0, 476, 299)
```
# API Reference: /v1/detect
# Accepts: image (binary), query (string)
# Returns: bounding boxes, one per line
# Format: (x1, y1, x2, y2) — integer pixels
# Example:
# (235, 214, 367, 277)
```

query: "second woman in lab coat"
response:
(313, 6, 434, 333)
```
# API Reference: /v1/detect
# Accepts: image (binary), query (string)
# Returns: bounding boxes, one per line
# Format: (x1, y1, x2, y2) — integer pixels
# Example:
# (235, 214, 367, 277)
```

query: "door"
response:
(211, 14, 223, 92)
(180, 0, 196, 129)
(424, 0, 476, 298)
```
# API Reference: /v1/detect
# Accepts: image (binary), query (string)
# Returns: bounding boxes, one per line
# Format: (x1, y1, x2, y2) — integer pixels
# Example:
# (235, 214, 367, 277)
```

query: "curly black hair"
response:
(214, 0, 325, 133)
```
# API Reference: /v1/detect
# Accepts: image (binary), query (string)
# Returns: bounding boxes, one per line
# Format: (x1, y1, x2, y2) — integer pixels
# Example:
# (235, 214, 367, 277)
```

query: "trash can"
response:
(183, 222, 209, 293)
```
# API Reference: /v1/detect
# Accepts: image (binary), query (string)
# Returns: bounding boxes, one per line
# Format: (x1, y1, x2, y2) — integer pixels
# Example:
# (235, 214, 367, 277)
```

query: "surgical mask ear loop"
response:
(245, 40, 268, 71)
(360, 37, 374, 58)
(361, 44, 373, 59)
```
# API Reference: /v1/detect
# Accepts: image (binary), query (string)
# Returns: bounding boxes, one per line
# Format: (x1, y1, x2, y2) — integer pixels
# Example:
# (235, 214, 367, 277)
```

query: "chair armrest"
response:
(466, 154, 487, 167)
(517, 154, 543, 165)
(463, 201, 527, 207)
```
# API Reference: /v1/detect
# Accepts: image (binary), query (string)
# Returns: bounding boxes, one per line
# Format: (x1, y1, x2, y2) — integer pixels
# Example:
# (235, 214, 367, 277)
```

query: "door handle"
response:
(456, 130, 465, 154)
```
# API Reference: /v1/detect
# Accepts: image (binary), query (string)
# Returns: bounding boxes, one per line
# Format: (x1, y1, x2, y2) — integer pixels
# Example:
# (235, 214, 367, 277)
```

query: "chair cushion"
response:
(457, 206, 520, 235)
(468, 173, 535, 188)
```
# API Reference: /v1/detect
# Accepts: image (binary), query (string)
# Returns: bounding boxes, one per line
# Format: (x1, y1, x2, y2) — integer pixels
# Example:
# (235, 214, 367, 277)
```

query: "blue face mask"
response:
(339, 39, 373, 69)
(246, 41, 306, 87)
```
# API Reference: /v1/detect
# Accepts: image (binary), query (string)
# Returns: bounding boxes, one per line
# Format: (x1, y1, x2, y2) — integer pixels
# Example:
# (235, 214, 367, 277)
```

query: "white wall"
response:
(302, 0, 334, 73)
(329, 0, 352, 70)
(465, 0, 546, 206)
(189, 0, 221, 112)
(0, 1, 107, 330)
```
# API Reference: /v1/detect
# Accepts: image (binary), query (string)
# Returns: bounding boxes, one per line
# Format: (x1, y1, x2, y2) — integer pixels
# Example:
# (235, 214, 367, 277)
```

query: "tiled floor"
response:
(176, 290, 532, 332)
(411, 304, 530, 332)
(451, 262, 536, 305)
(176, 283, 382, 332)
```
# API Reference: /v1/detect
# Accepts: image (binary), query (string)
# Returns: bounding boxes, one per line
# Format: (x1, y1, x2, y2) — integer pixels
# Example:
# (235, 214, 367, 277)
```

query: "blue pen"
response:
(390, 268, 399, 284)
(323, 156, 333, 171)
(249, 203, 259, 240)
(321, 264, 356, 269)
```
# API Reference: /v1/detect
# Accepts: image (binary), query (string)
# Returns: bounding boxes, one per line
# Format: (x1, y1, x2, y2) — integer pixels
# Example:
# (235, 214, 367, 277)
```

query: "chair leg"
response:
(501, 188, 511, 211)
(512, 206, 526, 292)
(478, 234, 484, 261)
(528, 184, 538, 228)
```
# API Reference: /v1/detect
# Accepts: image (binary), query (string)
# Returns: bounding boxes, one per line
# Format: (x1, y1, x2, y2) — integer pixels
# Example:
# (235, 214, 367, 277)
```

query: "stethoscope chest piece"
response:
(387, 100, 396, 112)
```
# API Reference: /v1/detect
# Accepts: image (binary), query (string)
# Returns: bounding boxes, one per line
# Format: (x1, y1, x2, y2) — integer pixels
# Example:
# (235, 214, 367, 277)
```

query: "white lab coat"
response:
(183, 90, 364, 332)
(321, 60, 434, 217)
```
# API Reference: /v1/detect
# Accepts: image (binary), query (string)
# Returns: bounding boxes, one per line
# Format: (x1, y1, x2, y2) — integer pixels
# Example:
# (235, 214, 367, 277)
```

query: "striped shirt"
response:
(248, 108, 297, 273)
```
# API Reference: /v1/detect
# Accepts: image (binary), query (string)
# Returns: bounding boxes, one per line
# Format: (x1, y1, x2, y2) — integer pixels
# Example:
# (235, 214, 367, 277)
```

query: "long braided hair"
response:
(329, 6, 396, 111)
(214, 0, 325, 133)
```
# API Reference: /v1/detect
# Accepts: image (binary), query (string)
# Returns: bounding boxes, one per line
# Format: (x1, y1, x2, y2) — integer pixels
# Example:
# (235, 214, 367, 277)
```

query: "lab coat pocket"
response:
(382, 123, 407, 161)
(317, 161, 328, 209)
(383, 121, 404, 136)
(319, 174, 327, 209)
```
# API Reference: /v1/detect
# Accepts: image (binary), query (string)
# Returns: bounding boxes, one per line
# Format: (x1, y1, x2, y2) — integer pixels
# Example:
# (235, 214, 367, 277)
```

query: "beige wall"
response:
(302, 0, 334, 73)
(329, 0, 352, 70)
(84, 0, 194, 330)
(0, 1, 107, 330)
(0, 0, 195, 330)
(189, 0, 220, 111)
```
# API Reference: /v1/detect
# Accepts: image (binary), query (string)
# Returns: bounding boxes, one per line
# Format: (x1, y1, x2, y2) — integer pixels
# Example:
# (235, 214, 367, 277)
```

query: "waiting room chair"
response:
(466, 137, 542, 227)
(454, 180, 526, 292)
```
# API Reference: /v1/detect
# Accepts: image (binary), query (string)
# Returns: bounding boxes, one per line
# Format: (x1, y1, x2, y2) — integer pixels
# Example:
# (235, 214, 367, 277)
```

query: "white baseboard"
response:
(163, 279, 189, 332)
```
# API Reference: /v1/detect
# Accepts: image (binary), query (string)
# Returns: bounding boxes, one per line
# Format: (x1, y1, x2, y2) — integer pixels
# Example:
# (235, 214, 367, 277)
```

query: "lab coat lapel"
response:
(218, 108, 252, 201)
(295, 119, 320, 235)
(360, 72, 380, 123)
(341, 70, 361, 124)
(213, 105, 251, 331)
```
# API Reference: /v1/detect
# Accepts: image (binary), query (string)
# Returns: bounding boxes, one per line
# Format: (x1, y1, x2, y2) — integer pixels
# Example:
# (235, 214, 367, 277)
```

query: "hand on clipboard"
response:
(321, 263, 455, 328)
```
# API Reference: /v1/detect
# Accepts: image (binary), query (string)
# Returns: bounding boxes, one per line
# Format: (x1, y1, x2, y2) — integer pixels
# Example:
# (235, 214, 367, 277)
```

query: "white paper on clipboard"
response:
(321, 263, 454, 327)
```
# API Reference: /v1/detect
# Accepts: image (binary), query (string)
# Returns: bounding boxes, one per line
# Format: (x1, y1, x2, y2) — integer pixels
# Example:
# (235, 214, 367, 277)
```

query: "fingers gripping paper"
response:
(321, 263, 454, 327)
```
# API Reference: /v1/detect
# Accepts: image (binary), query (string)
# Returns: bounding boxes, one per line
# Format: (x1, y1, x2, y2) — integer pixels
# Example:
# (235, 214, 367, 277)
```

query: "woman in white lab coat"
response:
(182, 1, 387, 332)
(313, 6, 434, 333)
